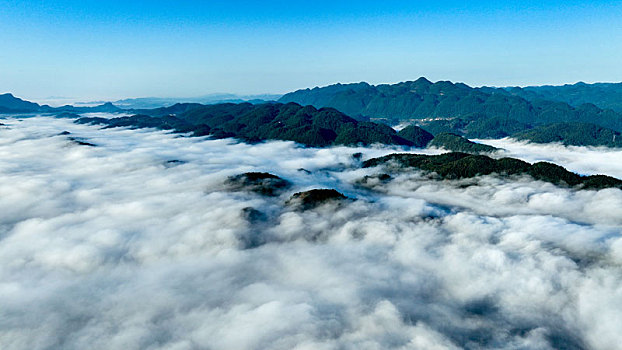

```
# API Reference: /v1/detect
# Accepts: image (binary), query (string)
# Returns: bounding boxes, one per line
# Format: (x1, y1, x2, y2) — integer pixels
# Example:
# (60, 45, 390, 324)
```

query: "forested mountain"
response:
(78, 101, 501, 151)
(73, 102, 622, 149)
(499, 82, 622, 112)
(513, 122, 622, 147)
(395, 125, 434, 147)
(428, 133, 498, 153)
(78, 102, 425, 147)
(5, 79, 622, 149)
(363, 152, 622, 189)
(279, 78, 622, 137)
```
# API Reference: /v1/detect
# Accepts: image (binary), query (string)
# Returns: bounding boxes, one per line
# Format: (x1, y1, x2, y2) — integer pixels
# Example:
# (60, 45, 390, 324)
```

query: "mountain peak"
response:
(0, 93, 41, 111)
(414, 77, 432, 85)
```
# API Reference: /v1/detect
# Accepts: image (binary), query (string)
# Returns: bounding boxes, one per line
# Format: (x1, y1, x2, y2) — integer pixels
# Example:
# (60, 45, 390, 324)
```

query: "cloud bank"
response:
(477, 138, 622, 178)
(1, 117, 621, 350)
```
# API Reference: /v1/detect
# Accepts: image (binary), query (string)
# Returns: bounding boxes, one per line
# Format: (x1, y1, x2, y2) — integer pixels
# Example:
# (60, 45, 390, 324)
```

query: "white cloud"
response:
(0, 116, 620, 350)
(476, 138, 622, 178)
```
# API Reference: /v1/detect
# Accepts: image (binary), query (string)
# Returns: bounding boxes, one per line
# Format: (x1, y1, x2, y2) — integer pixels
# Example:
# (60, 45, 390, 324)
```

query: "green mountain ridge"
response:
(74, 101, 622, 150)
(76, 101, 501, 155)
(499, 82, 622, 112)
(5, 78, 622, 149)
(279, 78, 622, 138)
(77, 102, 431, 147)
(363, 152, 622, 190)
(513, 122, 622, 147)
(428, 133, 499, 153)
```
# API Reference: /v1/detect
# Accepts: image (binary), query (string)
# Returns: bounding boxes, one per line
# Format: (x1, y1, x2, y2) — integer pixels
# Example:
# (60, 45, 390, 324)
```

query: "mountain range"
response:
(3, 78, 622, 148)
(75, 102, 433, 148)
(498, 82, 622, 112)
(0, 93, 121, 114)
(110, 93, 281, 109)
(280, 78, 622, 139)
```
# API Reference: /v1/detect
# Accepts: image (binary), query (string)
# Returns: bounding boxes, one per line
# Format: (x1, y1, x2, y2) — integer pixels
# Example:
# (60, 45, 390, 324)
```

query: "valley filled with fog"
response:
(1, 116, 621, 350)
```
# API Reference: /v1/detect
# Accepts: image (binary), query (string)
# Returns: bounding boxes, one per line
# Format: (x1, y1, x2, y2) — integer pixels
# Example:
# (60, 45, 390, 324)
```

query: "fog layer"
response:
(1, 117, 621, 350)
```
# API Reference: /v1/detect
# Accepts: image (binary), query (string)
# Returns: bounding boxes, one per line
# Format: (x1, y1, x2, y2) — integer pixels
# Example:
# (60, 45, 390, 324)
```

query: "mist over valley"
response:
(1, 115, 621, 349)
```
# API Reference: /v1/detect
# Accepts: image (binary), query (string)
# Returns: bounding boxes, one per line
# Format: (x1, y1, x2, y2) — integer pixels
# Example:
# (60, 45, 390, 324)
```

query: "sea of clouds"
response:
(1, 116, 621, 350)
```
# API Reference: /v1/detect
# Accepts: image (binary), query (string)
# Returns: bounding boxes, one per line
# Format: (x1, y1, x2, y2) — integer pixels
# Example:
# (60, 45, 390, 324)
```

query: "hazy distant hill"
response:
(0, 93, 121, 114)
(279, 78, 622, 137)
(112, 93, 281, 109)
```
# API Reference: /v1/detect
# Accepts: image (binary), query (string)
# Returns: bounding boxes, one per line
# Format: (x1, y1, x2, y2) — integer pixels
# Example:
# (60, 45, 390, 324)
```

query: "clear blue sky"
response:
(1, 0, 621, 102)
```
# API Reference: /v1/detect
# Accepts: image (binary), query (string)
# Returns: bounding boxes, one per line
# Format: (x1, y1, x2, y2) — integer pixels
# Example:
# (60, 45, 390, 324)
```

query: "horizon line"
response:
(4, 77, 622, 106)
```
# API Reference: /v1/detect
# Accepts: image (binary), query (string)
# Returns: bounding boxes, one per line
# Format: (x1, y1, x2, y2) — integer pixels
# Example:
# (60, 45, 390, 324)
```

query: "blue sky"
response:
(1, 0, 621, 101)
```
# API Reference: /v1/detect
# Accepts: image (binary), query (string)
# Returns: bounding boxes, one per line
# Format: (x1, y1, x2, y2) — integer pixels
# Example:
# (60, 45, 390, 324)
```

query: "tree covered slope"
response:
(513, 122, 622, 147)
(502, 82, 622, 112)
(77, 102, 430, 147)
(428, 133, 499, 153)
(279, 78, 622, 136)
(363, 152, 622, 189)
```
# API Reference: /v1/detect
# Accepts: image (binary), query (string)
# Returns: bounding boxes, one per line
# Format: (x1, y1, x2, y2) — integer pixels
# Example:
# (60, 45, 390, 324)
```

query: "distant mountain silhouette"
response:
(0, 93, 44, 113)
(0, 93, 121, 114)
(112, 93, 281, 109)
